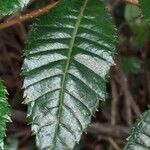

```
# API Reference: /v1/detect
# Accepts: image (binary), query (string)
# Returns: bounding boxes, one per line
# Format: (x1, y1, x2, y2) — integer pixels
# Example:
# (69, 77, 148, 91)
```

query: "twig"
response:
(0, 0, 138, 30)
(87, 123, 129, 139)
(107, 138, 121, 150)
(0, 1, 58, 30)
(111, 79, 118, 125)
(115, 56, 132, 125)
(126, 0, 138, 5)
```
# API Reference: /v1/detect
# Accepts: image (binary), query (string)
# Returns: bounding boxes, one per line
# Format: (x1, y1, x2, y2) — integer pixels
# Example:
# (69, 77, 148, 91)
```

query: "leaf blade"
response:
(0, 80, 10, 149)
(123, 109, 150, 150)
(23, 0, 116, 149)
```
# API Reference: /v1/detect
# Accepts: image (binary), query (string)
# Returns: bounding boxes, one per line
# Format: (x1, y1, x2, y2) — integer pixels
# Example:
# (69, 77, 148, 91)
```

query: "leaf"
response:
(122, 56, 143, 74)
(139, 0, 150, 24)
(125, 4, 142, 22)
(123, 109, 150, 150)
(23, 0, 116, 149)
(0, 0, 29, 16)
(0, 80, 10, 149)
(4, 138, 19, 150)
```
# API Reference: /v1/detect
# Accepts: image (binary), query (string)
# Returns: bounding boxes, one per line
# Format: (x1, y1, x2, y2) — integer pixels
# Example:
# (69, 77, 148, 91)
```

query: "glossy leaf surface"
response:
(124, 109, 150, 150)
(0, 0, 29, 15)
(0, 80, 10, 149)
(23, 0, 116, 149)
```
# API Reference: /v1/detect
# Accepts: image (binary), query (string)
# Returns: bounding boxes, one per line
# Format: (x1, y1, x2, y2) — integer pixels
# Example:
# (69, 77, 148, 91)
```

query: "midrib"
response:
(53, 0, 89, 148)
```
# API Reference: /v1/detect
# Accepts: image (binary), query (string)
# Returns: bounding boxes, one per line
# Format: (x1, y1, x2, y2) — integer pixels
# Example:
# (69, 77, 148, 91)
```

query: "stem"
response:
(115, 56, 133, 125)
(111, 79, 118, 126)
(0, 0, 138, 30)
(107, 138, 121, 150)
(0, 1, 58, 30)
(126, 0, 138, 5)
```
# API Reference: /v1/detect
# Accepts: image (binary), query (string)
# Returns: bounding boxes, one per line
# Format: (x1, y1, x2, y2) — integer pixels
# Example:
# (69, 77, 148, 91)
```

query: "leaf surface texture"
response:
(123, 110, 150, 150)
(0, 80, 10, 149)
(23, 0, 116, 149)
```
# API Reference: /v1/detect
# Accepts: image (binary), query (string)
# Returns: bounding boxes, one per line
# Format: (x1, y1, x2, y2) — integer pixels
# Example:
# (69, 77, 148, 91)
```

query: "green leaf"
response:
(123, 109, 150, 150)
(0, 80, 10, 149)
(139, 0, 150, 24)
(0, 0, 29, 16)
(125, 4, 142, 22)
(23, 0, 116, 149)
(4, 138, 19, 150)
(122, 57, 143, 74)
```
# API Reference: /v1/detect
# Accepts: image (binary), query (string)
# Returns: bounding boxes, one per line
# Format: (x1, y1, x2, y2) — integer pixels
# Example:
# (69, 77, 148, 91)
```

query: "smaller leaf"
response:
(122, 56, 143, 74)
(125, 3, 149, 48)
(123, 109, 150, 150)
(125, 4, 142, 22)
(4, 138, 19, 150)
(0, 80, 10, 149)
(139, 0, 150, 24)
